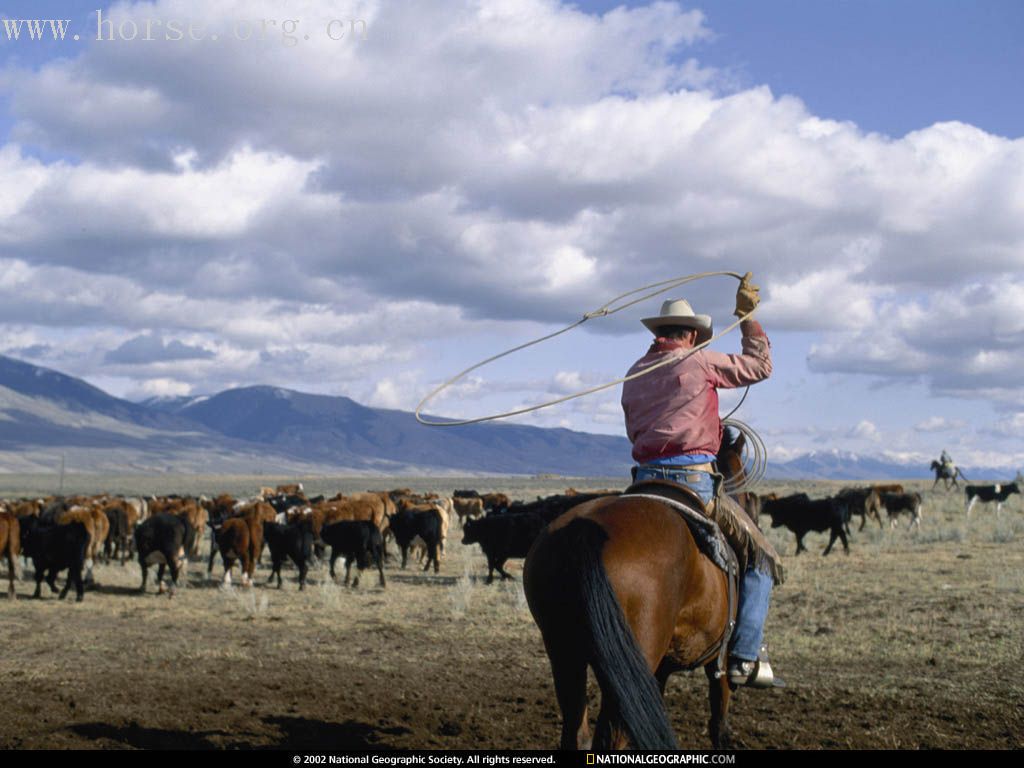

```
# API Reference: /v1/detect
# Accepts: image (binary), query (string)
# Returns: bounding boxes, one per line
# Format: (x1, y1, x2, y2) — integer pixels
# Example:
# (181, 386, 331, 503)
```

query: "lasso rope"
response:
(721, 418, 767, 494)
(414, 270, 769, 491)
(416, 271, 752, 426)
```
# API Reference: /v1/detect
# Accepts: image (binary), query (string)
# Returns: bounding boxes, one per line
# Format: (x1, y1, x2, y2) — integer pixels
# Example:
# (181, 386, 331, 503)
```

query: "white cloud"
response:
(848, 420, 880, 441)
(129, 377, 193, 399)
(914, 416, 967, 433)
(0, 0, 1021, 428)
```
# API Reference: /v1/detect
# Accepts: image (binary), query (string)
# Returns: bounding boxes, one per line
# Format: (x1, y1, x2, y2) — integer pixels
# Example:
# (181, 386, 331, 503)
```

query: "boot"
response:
(728, 645, 785, 689)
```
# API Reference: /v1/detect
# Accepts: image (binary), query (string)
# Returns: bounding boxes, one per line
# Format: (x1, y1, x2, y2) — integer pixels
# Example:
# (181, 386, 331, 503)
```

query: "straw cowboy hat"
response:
(641, 299, 713, 344)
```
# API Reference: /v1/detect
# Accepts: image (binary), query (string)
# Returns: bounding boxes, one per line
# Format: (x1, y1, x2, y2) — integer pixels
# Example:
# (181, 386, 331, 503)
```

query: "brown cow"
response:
(321, 497, 387, 531)
(172, 500, 208, 559)
(0, 512, 20, 598)
(89, 505, 111, 565)
(871, 483, 905, 496)
(7, 499, 41, 517)
(212, 517, 253, 586)
(276, 483, 304, 495)
(452, 496, 485, 527)
(233, 501, 275, 567)
(480, 493, 511, 512)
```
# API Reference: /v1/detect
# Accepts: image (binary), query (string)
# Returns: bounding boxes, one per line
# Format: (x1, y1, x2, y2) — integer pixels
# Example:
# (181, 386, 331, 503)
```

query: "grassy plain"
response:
(0, 476, 1021, 749)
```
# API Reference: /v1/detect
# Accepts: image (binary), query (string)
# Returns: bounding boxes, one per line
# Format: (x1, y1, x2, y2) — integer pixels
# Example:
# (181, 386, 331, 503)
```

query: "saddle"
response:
(621, 479, 739, 673)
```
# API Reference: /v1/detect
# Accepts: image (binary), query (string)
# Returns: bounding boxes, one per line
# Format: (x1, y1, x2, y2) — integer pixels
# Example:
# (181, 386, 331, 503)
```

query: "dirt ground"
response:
(1, 477, 1022, 750)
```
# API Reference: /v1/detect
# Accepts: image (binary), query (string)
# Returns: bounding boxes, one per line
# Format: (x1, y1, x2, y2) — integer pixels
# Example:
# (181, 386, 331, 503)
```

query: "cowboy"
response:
(621, 272, 784, 688)
(940, 450, 954, 472)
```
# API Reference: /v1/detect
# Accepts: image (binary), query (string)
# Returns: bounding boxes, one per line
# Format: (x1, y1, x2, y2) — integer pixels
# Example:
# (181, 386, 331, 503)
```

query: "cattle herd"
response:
(0, 477, 1020, 603)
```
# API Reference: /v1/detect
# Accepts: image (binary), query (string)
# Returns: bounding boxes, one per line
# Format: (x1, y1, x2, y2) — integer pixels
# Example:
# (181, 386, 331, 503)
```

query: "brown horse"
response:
(523, 431, 748, 750)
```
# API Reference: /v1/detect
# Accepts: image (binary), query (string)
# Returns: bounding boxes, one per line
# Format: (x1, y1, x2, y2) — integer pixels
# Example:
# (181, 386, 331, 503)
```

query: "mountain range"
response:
(0, 353, 1009, 479)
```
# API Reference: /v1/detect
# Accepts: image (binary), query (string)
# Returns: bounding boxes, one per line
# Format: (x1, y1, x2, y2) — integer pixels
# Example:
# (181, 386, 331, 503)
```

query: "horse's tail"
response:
(559, 517, 678, 750)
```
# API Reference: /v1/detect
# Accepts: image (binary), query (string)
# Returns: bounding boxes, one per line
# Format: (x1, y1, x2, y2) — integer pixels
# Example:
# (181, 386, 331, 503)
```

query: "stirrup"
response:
(729, 646, 785, 689)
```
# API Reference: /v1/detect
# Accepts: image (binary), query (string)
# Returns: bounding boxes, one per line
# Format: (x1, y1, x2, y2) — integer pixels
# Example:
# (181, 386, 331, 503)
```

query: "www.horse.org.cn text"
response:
(1, 11, 368, 46)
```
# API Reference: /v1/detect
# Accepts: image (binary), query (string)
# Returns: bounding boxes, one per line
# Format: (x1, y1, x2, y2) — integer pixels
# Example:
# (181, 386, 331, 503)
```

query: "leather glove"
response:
(734, 272, 760, 317)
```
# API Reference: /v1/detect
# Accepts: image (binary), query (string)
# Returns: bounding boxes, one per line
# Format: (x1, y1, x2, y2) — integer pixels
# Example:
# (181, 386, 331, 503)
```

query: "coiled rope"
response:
(721, 418, 767, 494)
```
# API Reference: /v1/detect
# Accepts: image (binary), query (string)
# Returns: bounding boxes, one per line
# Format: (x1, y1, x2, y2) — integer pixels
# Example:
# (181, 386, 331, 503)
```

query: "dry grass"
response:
(0, 476, 1021, 749)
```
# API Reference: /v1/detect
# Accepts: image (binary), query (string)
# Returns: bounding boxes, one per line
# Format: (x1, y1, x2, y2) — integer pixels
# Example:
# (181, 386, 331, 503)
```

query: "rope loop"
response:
(416, 270, 751, 427)
(721, 418, 767, 494)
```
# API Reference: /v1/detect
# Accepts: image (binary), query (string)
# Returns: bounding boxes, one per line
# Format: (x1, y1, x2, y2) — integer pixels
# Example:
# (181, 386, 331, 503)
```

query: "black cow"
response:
(489, 492, 615, 523)
(462, 512, 547, 584)
(881, 492, 923, 528)
(321, 520, 386, 588)
(18, 516, 88, 601)
(103, 503, 133, 564)
(835, 487, 883, 532)
(262, 520, 314, 590)
(762, 493, 849, 556)
(388, 508, 442, 572)
(965, 482, 1020, 516)
(134, 513, 193, 596)
(265, 493, 309, 516)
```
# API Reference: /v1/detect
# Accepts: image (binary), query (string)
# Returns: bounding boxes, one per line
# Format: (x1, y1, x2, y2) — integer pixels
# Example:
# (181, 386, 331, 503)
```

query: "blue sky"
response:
(576, 0, 1024, 138)
(0, 1, 1022, 470)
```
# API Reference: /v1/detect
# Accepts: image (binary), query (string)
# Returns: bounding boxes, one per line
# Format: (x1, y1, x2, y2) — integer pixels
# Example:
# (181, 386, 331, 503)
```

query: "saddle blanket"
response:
(619, 492, 736, 575)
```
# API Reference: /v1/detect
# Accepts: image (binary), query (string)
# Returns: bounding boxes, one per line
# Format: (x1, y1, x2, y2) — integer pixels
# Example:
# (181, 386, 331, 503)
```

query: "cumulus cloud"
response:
(0, 0, 1021, 435)
(104, 333, 215, 364)
(914, 416, 967, 433)
(848, 420, 881, 441)
(991, 413, 1024, 439)
(808, 280, 1024, 407)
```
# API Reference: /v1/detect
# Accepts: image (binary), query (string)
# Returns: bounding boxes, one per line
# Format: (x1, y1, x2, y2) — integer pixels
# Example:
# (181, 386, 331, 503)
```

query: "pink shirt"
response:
(621, 320, 772, 463)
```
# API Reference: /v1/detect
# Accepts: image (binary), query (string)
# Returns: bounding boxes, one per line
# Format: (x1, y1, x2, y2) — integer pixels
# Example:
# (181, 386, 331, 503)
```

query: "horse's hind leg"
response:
(705, 664, 733, 749)
(593, 695, 629, 751)
(549, 648, 591, 750)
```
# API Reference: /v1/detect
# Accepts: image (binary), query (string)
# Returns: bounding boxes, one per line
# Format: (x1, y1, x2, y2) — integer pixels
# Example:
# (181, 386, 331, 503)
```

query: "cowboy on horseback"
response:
(621, 272, 784, 689)
(931, 449, 965, 489)
(941, 450, 954, 474)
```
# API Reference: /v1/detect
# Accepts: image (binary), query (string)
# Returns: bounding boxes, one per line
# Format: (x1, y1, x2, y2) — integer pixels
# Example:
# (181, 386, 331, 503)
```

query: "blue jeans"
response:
(634, 465, 715, 501)
(633, 464, 771, 662)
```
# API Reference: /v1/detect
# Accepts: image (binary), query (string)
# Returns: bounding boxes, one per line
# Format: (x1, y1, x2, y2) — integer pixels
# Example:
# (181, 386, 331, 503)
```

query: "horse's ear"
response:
(734, 431, 746, 451)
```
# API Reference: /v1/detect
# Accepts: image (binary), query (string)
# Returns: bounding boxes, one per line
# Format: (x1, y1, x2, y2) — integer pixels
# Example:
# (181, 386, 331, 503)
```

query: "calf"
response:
(262, 520, 314, 590)
(462, 513, 547, 584)
(0, 512, 20, 598)
(134, 513, 193, 596)
(18, 516, 88, 601)
(881, 492, 923, 529)
(964, 483, 1020, 517)
(762, 493, 849, 556)
(387, 508, 442, 573)
(321, 520, 386, 588)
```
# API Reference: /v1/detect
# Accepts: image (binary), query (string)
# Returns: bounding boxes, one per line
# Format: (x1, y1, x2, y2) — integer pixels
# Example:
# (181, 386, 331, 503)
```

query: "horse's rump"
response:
(525, 496, 731, 748)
